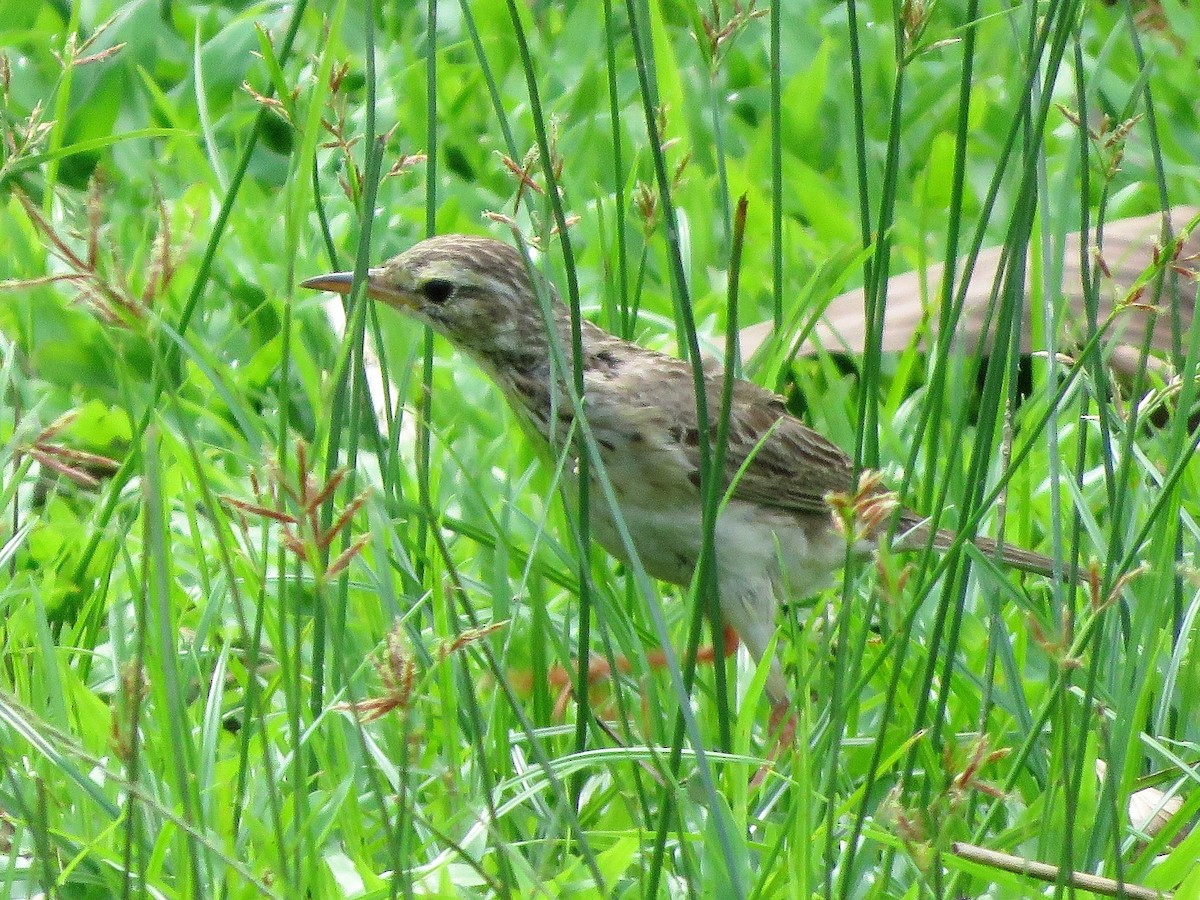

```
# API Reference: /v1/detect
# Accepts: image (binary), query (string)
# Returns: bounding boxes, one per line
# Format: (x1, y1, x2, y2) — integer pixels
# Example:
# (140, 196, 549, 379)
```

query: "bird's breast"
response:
(587, 485, 849, 595)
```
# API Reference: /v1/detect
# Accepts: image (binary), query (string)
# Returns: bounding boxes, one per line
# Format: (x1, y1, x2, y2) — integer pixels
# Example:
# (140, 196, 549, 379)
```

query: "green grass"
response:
(2, 1, 1199, 897)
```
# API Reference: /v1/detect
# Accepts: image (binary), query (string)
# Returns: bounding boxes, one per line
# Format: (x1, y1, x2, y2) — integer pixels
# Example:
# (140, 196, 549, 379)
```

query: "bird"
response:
(302, 234, 1057, 731)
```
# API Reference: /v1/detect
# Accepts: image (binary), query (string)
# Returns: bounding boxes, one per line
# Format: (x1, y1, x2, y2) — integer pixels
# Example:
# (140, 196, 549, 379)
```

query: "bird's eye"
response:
(421, 278, 454, 304)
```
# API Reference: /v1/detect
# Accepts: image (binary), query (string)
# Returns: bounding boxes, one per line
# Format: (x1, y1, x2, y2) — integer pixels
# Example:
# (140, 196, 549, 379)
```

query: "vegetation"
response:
(1, 0, 1198, 897)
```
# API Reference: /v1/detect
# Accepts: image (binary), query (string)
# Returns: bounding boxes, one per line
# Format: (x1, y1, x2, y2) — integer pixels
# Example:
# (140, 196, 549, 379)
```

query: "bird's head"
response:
(302, 234, 558, 372)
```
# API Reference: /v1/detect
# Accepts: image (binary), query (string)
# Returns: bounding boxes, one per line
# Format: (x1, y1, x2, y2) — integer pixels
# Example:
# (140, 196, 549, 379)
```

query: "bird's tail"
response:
(896, 511, 1059, 577)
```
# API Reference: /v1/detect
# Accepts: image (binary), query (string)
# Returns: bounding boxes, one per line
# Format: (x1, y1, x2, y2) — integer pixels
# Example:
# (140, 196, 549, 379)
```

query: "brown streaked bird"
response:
(302, 234, 1057, 728)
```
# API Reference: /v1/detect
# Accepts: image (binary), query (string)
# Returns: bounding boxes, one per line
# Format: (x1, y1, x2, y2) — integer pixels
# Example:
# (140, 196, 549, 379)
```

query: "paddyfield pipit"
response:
(303, 235, 1056, 724)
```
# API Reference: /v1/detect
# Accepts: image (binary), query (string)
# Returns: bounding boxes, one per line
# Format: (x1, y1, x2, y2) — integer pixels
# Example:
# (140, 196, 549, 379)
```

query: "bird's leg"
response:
(717, 576, 790, 708)
(750, 700, 799, 789)
(646, 621, 741, 669)
(534, 622, 742, 718)
(768, 701, 797, 744)
(716, 575, 802, 785)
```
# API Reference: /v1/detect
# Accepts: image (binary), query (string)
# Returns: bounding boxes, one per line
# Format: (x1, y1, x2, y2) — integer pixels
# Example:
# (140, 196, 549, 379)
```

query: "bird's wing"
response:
(711, 379, 855, 516)
(579, 334, 854, 517)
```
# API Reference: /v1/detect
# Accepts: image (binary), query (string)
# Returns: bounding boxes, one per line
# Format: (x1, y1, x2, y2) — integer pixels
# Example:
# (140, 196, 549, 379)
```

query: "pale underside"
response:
(587, 470, 850, 707)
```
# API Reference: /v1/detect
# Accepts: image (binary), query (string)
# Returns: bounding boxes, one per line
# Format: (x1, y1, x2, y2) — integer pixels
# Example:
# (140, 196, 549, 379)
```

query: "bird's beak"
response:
(300, 269, 416, 309)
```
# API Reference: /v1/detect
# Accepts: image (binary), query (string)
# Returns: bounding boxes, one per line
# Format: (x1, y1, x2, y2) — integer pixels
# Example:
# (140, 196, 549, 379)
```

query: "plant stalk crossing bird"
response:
(303, 235, 1056, 730)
